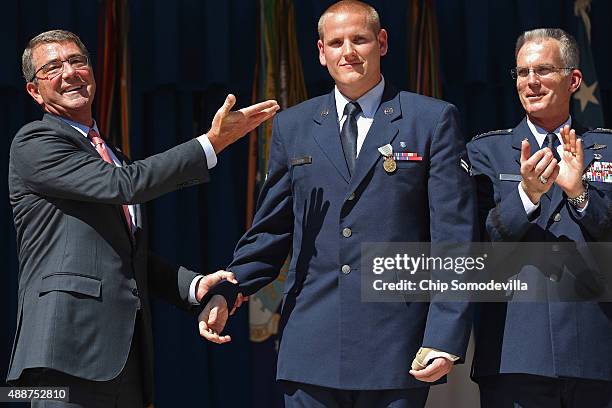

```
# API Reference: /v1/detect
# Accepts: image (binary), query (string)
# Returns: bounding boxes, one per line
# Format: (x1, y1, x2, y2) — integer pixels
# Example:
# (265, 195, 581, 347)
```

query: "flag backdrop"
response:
(407, 0, 442, 98)
(572, 0, 605, 127)
(247, 0, 307, 406)
(96, 0, 131, 155)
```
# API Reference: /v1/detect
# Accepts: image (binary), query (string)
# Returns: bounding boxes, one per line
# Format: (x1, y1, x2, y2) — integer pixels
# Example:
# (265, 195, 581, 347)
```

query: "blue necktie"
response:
(546, 132, 561, 162)
(340, 102, 362, 175)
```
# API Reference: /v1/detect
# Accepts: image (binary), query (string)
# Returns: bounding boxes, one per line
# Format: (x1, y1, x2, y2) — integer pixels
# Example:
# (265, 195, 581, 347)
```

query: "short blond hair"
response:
(317, 0, 380, 39)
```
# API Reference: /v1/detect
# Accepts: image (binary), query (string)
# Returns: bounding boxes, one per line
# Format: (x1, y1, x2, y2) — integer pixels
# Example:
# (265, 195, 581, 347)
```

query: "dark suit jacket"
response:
(467, 118, 612, 381)
(7, 114, 209, 403)
(216, 85, 477, 389)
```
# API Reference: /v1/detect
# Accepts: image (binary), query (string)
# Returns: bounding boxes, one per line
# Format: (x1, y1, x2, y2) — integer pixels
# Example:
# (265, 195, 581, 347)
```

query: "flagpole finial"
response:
(574, 0, 591, 16)
(574, 0, 593, 44)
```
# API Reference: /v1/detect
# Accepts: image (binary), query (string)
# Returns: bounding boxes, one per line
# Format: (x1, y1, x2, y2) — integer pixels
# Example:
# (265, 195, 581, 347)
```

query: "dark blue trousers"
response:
(281, 381, 429, 408)
(478, 374, 612, 408)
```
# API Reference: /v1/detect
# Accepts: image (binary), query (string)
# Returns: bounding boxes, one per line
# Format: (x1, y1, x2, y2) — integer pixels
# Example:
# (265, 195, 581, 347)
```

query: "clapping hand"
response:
(519, 138, 558, 204)
(555, 125, 585, 199)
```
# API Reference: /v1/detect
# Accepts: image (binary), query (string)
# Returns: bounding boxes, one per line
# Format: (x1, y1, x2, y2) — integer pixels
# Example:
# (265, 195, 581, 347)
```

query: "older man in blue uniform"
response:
(199, 1, 477, 407)
(468, 28, 612, 407)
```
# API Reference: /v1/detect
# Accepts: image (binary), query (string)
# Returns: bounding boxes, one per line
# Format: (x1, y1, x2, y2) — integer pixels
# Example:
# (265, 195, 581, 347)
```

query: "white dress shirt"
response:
(334, 76, 385, 154)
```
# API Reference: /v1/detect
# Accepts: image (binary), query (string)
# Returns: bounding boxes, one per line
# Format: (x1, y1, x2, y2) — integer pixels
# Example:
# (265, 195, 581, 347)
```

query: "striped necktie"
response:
(88, 129, 133, 233)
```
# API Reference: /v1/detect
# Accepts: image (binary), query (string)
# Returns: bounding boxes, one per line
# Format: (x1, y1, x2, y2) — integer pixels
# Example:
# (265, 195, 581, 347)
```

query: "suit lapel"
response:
(105, 140, 131, 168)
(348, 84, 400, 192)
(312, 91, 351, 183)
(44, 115, 136, 242)
(104, 139, 139, 241)
(43, 114, 100, 158)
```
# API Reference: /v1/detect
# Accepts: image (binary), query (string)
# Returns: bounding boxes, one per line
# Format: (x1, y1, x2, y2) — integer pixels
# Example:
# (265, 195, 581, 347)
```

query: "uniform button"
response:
(341, 264, 351, 274)
(347, 193, 356, 201)
(553, 213, 561, 222)
(551, 244, 560, 253)
(132, 288, 139, 297)
(342, 228, 352, 237)
(549, 274, 559, 282)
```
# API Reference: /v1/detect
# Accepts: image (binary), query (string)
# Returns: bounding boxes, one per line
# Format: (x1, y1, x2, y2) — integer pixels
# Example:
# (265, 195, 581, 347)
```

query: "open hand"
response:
(555, 125, 585, 198)
(207, 94, 279, 154)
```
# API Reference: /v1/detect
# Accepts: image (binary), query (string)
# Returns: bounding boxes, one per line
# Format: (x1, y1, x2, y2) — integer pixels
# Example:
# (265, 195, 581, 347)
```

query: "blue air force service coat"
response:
(218, 85, 477, 389)
(467, 119, 612, 381)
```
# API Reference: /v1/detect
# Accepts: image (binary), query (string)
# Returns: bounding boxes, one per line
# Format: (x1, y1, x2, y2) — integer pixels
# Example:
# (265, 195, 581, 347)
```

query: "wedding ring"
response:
(538, 175, 548, 184)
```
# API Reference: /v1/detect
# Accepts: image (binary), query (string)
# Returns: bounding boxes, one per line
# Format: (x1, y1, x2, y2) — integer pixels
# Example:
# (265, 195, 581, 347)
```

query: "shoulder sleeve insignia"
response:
(460, 155, 472, 176)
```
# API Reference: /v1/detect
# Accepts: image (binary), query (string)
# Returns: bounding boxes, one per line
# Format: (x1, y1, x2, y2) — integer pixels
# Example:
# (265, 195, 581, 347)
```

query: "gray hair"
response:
(317, 0, 380, 40)
(515, 28, 579, 68)
(22, 29, 89, 82)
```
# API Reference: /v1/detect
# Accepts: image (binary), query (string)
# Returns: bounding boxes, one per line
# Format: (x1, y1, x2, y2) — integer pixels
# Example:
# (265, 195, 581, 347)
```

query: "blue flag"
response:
(572, 0, 605, 127)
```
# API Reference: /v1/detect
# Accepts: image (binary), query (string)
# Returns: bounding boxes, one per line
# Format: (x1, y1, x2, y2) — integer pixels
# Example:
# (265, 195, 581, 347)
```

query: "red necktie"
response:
(87, 129, 133, 232)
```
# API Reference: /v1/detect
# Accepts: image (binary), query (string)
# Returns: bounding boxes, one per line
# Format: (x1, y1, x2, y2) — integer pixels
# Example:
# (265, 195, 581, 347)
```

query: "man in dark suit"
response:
(199, 1, 476, 406)
(467, 28, 612, 407)
(7, 29, 278, 407)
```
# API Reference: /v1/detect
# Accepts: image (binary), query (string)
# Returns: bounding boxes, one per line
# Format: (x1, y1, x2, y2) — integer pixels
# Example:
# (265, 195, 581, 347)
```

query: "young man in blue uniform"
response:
(200, 1, 477, 407)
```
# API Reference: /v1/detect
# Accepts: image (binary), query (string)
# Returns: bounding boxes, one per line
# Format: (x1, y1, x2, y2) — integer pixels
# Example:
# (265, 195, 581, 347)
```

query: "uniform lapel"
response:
(348, 84, 400, 192)
(511, 118, 557, 220)
(546, 123, 593, 219)
(312, 90, 351, 183)
(576, 122, 596, 174)
(509, 118, 598, 222)
(511, 118, 539, 166)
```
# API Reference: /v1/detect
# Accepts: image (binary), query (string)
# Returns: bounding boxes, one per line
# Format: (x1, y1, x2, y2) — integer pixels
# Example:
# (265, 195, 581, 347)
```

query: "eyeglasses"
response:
(30, 54, 89, 81)
(510, 65, 574, 80)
